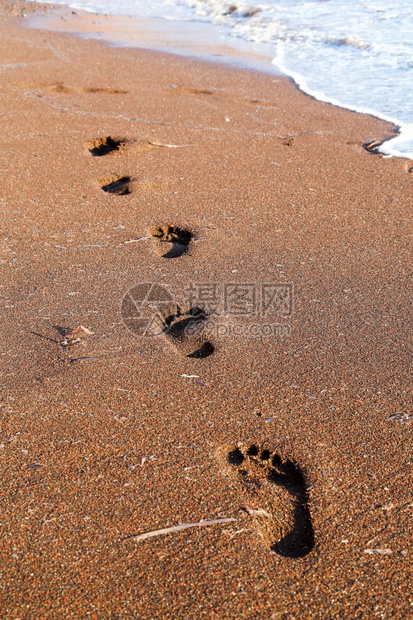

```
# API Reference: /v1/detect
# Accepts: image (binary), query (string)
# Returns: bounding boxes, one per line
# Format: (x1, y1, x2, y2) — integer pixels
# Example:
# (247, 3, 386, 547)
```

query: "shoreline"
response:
(0, 1, 412, 617)
(26, 2, 281, 74)
(23, 0, 410, 160)
(14, 0, 402, 154)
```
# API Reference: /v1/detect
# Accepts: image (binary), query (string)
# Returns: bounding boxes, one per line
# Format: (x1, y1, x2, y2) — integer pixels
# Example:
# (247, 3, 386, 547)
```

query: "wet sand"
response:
(0, 2, 412, 618)
(26, 4, 277, 73)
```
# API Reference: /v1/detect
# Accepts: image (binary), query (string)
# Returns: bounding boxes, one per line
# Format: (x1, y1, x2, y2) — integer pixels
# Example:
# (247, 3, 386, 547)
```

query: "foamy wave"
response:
(272, 43, 413, 160)
(27, 0, 413, 159)
(378, 126, 413, 160)
(327, 35, 370, 50)
(171, 0, 286, 42)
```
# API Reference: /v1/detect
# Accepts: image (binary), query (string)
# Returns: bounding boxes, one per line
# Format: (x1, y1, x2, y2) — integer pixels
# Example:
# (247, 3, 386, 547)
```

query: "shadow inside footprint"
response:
(158, 306, 214, 358)
(162, 307, 206, 338)
(162, 243, 189, 259)
(86, 136, 122, 156)
(267, 458, 314, 558)
(149, 224, 192, 259)
(187, 341, 214, 359)
(225, 444, 314, 558)
(100, 175, 131, 195)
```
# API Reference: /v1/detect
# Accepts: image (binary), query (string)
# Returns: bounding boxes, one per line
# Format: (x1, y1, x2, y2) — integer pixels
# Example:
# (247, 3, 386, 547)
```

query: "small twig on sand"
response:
(146, 141, 193, 148)
(124, 518, 237, 542)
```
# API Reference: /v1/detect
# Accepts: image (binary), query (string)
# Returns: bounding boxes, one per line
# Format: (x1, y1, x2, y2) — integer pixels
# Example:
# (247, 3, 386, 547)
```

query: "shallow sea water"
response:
(28, 0, 413, 159)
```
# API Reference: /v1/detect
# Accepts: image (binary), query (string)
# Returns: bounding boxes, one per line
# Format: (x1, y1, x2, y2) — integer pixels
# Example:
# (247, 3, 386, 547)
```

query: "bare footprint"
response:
(148, 224, 193, 259)
(49, 82, 72, 93)
(155, 304, 215, 358)
(167, 86, 215, 96)
(82, 87, 128, 94)
(98, 174, 132, 195)
(217, 443, 314, 558)
(44, 84, 127, 95)
(85, 136, 124, 157)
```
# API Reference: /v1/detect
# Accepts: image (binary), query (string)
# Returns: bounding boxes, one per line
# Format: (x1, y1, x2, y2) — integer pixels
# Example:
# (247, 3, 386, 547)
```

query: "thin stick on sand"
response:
(124, 518, 237, 542)
(146, 141, 193, 148)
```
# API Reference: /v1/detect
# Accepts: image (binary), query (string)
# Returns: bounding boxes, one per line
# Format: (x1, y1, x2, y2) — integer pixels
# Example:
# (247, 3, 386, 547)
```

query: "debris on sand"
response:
(385, 413, 412, 423)
(124, 517, 237, 542)
(60, 325, 94, 348)
(364, 548, 393, 555)
(146, 140, 193, 148)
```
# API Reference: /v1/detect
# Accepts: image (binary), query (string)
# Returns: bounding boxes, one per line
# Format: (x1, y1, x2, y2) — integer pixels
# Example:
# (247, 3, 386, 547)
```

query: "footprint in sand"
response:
(218, 443, 314, 558)
(149, 224, 193, 259)
(167, 86, 215, 96)
(46, 84, 128, 95)
(282, 136, 295, 147)
(82, 87, 128, 94)
(49, 82, 72, 93)
(120, 285, 215, 358)
(98, 174, 132, 195)
(155, 304, 215, 359)
(85, 136, 124, 157)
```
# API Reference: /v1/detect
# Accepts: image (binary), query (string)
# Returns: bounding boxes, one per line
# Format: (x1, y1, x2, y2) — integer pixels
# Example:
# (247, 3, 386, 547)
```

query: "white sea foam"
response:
(27, 0, 413, 159)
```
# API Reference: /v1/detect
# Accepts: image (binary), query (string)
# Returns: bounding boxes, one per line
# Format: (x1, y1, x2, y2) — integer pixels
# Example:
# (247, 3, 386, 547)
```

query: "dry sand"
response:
(0, 1, 412, 618)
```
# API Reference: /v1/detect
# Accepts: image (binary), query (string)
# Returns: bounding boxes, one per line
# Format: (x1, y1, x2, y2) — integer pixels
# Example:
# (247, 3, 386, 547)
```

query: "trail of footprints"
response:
(86, 137, 214, 358)
(146, 224, 215, 357)
(85, 134, 314, 556)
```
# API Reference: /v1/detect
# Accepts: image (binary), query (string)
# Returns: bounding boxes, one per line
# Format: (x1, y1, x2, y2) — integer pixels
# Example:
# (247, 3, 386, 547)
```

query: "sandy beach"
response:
(0, 1, 412, 617)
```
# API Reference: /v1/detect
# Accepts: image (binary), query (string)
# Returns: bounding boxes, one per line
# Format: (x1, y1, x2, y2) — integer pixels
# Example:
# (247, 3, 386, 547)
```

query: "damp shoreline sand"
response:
(0, 2, 412, 618)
